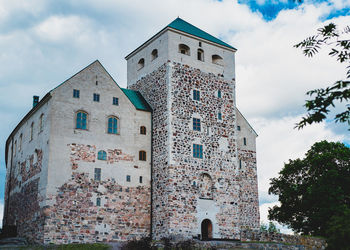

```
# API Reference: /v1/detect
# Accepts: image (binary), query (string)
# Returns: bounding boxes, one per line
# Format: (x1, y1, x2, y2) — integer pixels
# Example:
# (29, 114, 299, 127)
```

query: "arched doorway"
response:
(201, 219, 213, 240)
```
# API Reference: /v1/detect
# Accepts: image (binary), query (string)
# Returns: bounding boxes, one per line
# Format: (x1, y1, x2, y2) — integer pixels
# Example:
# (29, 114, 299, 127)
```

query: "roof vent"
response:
(33, 96, 39, 108)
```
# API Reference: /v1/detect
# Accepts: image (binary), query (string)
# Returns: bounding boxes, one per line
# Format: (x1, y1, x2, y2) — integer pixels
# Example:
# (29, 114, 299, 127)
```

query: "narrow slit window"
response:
(218, 90, 222, 98)
(243, 137, 247, 146)
(30, 122, 34, 141)
(94, 168, 101, 181)
(139, 176, 143, 183)
(218, 112, 222, 120)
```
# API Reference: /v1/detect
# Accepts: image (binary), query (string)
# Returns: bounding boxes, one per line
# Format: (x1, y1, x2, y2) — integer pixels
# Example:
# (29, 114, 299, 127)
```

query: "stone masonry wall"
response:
(130, 62, 259, 240)
(43, 143, 150, 244)
(238, 149, 259, 229)
(5, 149, 45, 242)
(168, 62, 240, 238)
(44, 172, 150, 244)
(129, 63, 169, 239)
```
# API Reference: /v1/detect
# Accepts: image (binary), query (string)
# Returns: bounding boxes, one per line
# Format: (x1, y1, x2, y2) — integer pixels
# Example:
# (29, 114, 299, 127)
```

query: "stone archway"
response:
(201, 219, 213, 240)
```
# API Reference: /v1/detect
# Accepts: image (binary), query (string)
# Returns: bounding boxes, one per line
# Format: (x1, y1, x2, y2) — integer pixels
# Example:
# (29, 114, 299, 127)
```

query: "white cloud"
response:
(259, 201, 294, 234)
(254, 115, 344, 194)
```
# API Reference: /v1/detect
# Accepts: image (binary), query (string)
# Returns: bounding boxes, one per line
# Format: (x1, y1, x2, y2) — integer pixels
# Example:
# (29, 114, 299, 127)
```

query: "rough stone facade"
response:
(130, 61, 259, 240)
(4, 18, 260, 244)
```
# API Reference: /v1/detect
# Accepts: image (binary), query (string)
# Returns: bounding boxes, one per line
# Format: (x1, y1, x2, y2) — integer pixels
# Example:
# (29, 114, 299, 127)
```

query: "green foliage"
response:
(260, 223, 268, 232)
(294, 23, 350, 129)
(268, 141, 350, 238)
(121, 237, 152, 250)
(326, 207, 350, 250)
(260, 222, 280, 233)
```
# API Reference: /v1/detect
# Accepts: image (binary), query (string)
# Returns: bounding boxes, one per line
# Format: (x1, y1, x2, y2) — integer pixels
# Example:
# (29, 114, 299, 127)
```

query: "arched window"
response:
(107, 116, 118, 134)
(212, 54, 223, 66)
(140, 126, 146, 135)
(76, 111, 88, 130)
(98, 150, 107, 160)
(199, 173, 213, 199)
(179, 44, 190, 55)
(139, 150, 146, 161)
(151, 49, 158, 60)
(138, 58, 145, 70)
(197, 49, 204, 61)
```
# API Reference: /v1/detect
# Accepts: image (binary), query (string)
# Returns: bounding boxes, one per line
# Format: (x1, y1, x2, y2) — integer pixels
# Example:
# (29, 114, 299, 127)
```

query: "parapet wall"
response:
(240, 230, 326, 249)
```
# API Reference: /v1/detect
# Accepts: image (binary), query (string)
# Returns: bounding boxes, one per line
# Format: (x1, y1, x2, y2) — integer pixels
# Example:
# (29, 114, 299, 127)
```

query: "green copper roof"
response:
(167, 18, 236, 50)
(121, 88, 152, 112)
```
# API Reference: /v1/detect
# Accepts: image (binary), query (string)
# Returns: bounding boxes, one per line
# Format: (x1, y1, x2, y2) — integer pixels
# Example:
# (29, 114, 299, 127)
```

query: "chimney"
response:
(33, 96, 39, 108)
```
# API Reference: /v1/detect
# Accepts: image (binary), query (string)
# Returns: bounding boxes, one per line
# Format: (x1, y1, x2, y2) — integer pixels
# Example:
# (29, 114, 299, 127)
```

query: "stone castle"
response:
(3, 18, 259, 244)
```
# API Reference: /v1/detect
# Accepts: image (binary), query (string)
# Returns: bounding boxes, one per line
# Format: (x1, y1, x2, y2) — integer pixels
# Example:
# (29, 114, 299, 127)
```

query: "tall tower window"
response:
(138, 58, 145, 70)
(197, 49, 204, 61)
(30, 122, 34, 141)
(151, 49, 158, 60)
(179, 44, 190, 55)
(193, 118, 201, 131)
(193, 144, 203, 159)
(76, 111, 88, 130)
(193, 90, 200, 101)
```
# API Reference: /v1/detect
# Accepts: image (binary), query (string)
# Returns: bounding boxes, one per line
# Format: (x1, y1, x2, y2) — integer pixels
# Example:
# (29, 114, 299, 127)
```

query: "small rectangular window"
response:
(199, 42, 202, 47)
(218, 90, 222, 98)
(139, 176, 143, 183)
(93, 93, 100, 102)
(113, 97, 119, 106)
(193, 90, 200, 101)
(193, 144, 203, 159)
(237, 126, 241, 131)
(243, 137, 247, 146)
(94, 168, 101, 181)
(73, 89, 80, 98)
(218, 112, 222, 120)
(96, 197, 101, 206)
(126, 175, 131, 182)
(193, 118, 201, 131)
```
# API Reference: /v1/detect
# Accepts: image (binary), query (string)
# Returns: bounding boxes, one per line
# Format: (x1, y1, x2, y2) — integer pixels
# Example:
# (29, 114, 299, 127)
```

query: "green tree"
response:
(268, 141, 350, 238)
(294, 23, 350, 129)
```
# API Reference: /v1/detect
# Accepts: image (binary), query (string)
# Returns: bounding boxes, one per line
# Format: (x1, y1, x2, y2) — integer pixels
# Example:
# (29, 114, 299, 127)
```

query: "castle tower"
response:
(126, 18, 259, 240)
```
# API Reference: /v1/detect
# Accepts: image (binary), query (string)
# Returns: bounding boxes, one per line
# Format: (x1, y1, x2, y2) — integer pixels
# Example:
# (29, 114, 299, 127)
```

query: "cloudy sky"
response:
(0, 0, 349, 231)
